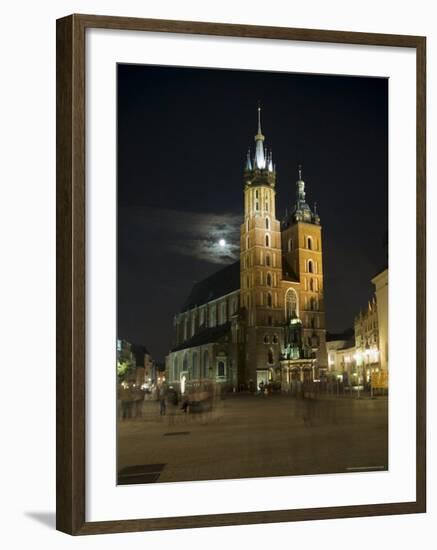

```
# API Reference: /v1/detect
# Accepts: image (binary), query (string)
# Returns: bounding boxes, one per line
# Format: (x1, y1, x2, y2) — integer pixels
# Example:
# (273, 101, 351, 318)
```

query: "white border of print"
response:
(86, 28, 416, 522)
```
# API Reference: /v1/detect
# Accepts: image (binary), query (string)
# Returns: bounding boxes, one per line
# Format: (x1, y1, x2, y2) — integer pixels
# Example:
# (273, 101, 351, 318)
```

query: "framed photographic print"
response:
(56, 14, 426, 535)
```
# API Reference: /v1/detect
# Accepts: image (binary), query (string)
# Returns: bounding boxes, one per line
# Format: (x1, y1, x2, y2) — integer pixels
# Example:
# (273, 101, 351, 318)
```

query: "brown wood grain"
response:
(56, 13, 426, 536)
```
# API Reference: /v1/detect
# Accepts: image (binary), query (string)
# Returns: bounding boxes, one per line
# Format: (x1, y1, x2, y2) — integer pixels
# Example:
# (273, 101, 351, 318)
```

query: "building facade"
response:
(166, 108, 328, 393)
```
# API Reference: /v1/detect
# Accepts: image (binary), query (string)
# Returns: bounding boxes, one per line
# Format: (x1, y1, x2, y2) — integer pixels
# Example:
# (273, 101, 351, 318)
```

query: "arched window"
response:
(265, 217, 270, 229)
(264, 335, 269, 344)
(217, 361, 225, 377)
(267, 273, 272, 287)
(265, 234, 270, 247)
(307, 236, 313, 250)
(310, 278, 314, 291)
(173, 357, 179, 381)
(288, 238, 292, 252)
(285, 288, 299, 319)
(267, 349, 274, 364)
(192, 353, 198, 379)
(266, 254, 271, 266)
(308, 260, 314, 273)
(267, 292, 273, 308)
(273, 334, 278, 344)
(203, 350, 209, 378)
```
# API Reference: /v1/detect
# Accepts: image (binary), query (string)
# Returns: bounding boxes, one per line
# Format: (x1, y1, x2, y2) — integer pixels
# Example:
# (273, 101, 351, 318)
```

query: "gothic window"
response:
(267, 273, 272, 287)
(265, 217, 270, 229)
(267, 292, 273, 308)
(209, 305, 216, 328)
(307, 236, 313, 250)
(308, 259, 314, 273)
(217, 361, 225, 377)
(203, 351, 209, 378)
(285, 288, 299, 319)
(265, 234, 270, 247)
(266, 254, 271, 266)
(310, 278, 314, 292)
(220, 302, 227, 324)
(267, 349, 274, 364)
(173, 357, 179, 381)
(192, 353, 198, 379)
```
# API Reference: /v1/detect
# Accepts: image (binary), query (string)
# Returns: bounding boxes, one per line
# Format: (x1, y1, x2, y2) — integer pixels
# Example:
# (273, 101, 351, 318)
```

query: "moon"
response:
(218, 239, 226, 248)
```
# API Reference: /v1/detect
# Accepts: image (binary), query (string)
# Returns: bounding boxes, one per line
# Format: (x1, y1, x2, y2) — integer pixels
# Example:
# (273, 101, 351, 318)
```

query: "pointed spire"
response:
(298, 163, 303, 181)
(254, 103, 266, 169)
(245, 148, 252, 171)
(268, 150, 273, 172)
(314, 201, 318, 214)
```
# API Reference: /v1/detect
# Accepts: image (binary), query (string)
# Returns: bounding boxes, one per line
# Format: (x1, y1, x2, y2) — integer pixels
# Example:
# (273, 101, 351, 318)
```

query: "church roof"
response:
(171, 322, 232, 352)
(180, 261, 240, 313)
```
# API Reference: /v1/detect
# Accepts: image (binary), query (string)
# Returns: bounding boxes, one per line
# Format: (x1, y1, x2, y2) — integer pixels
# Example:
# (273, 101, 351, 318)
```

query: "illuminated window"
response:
(203, 351, 209, 378)
(285, 288, 299, 319)
(192, 353, 198, 379)
(217, 361, 225, 377)
(173, 357, 179, 380)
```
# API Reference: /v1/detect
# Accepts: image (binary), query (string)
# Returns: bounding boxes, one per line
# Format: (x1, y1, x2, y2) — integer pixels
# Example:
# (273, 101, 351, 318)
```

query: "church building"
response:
(165, 108, 328, 393)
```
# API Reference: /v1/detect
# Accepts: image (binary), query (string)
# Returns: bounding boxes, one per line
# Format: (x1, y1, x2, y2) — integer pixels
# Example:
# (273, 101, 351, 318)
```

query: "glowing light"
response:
(219, 239, 226, 247)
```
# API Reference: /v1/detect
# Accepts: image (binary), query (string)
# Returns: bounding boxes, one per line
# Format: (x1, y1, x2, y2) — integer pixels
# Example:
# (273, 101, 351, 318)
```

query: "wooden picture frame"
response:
(56, 13, 426, 535)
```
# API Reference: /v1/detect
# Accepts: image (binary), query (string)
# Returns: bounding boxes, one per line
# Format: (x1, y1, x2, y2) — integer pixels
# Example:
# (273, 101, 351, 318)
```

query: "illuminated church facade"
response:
(166, 108, 328, 392)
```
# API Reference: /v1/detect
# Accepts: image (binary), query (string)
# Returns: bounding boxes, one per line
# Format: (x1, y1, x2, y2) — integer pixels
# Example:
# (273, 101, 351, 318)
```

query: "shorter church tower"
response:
(281, 166, 328, 378)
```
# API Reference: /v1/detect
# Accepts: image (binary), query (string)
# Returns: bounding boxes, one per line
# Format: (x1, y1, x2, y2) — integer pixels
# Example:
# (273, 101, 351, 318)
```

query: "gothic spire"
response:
(245, 148, 252, 171)
(254, 104, 266, 169)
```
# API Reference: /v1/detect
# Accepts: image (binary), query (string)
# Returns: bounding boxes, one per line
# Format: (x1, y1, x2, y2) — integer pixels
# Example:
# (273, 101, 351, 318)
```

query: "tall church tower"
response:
(281, 166, 328, 375)
(240, 107, 283, 386)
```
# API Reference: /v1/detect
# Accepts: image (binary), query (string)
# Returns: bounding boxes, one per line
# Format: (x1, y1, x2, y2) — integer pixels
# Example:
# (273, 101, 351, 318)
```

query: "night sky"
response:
(117, 64, 388, 362)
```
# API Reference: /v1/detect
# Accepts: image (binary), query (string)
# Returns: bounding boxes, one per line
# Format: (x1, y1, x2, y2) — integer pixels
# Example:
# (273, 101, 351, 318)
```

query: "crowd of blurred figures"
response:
(117, 381, 225, 422)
